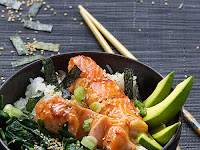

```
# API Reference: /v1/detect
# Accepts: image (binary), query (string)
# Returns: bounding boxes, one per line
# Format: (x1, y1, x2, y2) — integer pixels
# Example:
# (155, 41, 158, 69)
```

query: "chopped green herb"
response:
(134, 100, 147, 117)
(42, 58, 58, 85)
(28, 2, 42, 17)
(10, 36, 28, 55)
(11, 55, 43, 67)
(25, 90, 44, 112)
(0, 0, 22, 10)
(23, 20, 53, 32)
(33, 41, 60, 52)
(178, 3, 184, 10)
(124, 68, 134, 99)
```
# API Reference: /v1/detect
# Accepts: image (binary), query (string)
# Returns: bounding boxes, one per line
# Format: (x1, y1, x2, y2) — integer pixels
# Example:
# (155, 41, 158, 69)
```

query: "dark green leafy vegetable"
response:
(11, 55, 44, 67)
(42, 58, 58, 85)
(10, 36, 28, 55)
(124, 68, 134, 99)
(25, 90, 44, 112)
(134, 100, 147, 117)
(33, 41, 60, 52)
(0, 0, 22, 10)
(23, 20, 53, 32)
(28, 2, 42, 17)
(59, 121, 76, 139)
(62, 65, 81, 88)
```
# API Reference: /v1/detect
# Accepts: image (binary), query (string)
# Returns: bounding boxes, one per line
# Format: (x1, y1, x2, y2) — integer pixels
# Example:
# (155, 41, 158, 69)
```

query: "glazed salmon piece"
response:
(103, 126, 136, 150)
(68, 55, 106, 80)
(35, 96, 136, 149)
(101, 97, 148, 137)
(68, 55, 148, 135)
(35, 96, 96, 139)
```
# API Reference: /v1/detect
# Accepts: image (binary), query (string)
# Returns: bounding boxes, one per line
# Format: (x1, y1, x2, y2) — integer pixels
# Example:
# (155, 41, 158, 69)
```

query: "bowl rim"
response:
(0, 51, 182, 150)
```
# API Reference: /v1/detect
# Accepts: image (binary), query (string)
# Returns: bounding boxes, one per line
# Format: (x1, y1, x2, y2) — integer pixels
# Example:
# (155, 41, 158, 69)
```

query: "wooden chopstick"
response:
(79, 9, 114, 54)
(78, 5, 138, 61)
(78, 6, 194, 150)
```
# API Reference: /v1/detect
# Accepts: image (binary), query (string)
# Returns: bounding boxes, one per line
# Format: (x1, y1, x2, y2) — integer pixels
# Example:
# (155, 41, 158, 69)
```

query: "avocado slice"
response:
(152, 122, 181, 145)
(143, 76, 194, 128)
(137, 132, 163, 150)
(149, 124, 166, 135)
(143, 71, 174, 108)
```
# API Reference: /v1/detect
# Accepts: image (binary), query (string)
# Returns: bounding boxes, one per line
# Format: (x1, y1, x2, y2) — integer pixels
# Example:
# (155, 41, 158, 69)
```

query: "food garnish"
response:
(9, 36, 28, 55)
(124, 68, 134, 99)
(23, 20, 53, 32)
(27, 2, 43, 17)
(42, 58, 58, 85)
(11, 55, 43, 67)
(25, 90, 44, 113)
(32, 41, 60, 52)
(0, 0, 22, 10)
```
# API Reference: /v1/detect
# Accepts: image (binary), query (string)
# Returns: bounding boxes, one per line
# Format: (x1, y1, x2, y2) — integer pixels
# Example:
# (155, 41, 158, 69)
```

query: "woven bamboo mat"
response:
(0, 0, 200, 149)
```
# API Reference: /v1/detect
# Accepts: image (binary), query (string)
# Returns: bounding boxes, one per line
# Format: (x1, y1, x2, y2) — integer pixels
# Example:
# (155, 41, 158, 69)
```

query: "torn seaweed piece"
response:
(62, 65, 81, 88)
(23, 20, 53, 32)
(0, 0, 21, 10)
(28, 2, 42, 17)
(58, 121, 76, 139)
(42, 58, 58, 85)
(124, 68, 134, 100)
(32, 42, 60, 52)
(25, 90, 44, 112)
(11, 55, 43, 67)
(10, 36, 28, 55)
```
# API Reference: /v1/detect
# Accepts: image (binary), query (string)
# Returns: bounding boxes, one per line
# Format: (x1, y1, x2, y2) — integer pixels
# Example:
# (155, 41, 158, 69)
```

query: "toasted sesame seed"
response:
(64, 13, 67, 16)
(11, 50, 15, 53)
(19, 7, 23, 10)
(1, 10, 5, 13)
(185, 75, 187, 78)
(73, 18, 77, 21)
(26, 53, 29, 56)
(50, 8, 54, 11)
(165, 2, 168, 6)
(18, 18, 21, 21)
(1, 15, 4, 18)
(51, 54, 54, 56)
(196, 46, 199, 50)
(80, 22, 84, 25)
(15, 10, 18, 13)
(2, 80, 5, 83)
(43, 2, 46, 5)
(35, 31, 38, 34)
(0, 47, 4, 50)
(22, 1, 25, 5)
(53, 12, 57, 15)
(139, 28, 141, 32)
(152, 1, 155, 5)
(44, 8, 47, 11)
(33, 38, 36, 41)
(47, 5, 50, 8)
(11, 18, 15, 22)
(18, 31, 22, 34)
(69, 6, 73, 9)
(26, 37, 30, 40)
(41, 50, 44, 55)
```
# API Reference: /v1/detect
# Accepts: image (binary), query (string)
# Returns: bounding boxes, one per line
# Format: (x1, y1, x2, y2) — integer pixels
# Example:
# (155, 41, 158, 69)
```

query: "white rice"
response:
(14, 77, 62, 116)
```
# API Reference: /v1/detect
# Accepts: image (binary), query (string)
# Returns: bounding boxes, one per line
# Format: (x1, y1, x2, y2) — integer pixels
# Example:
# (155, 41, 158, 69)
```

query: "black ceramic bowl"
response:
(0, 52, 182, 150)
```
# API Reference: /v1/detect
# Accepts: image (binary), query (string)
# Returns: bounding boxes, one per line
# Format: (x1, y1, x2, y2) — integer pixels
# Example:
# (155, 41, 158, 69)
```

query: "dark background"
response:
(0, 0, 200, 149)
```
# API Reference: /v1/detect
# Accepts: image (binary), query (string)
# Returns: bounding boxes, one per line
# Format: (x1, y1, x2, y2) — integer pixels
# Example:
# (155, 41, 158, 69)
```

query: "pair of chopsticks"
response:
(78, 5, 200, 149)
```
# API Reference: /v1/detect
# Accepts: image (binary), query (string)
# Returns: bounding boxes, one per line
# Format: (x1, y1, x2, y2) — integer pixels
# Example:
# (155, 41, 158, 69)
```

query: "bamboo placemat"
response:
(0, 0, 200, 149)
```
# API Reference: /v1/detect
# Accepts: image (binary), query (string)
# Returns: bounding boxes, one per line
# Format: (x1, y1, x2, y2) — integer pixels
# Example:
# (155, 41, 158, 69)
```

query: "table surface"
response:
(0, 0, 200, 149)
